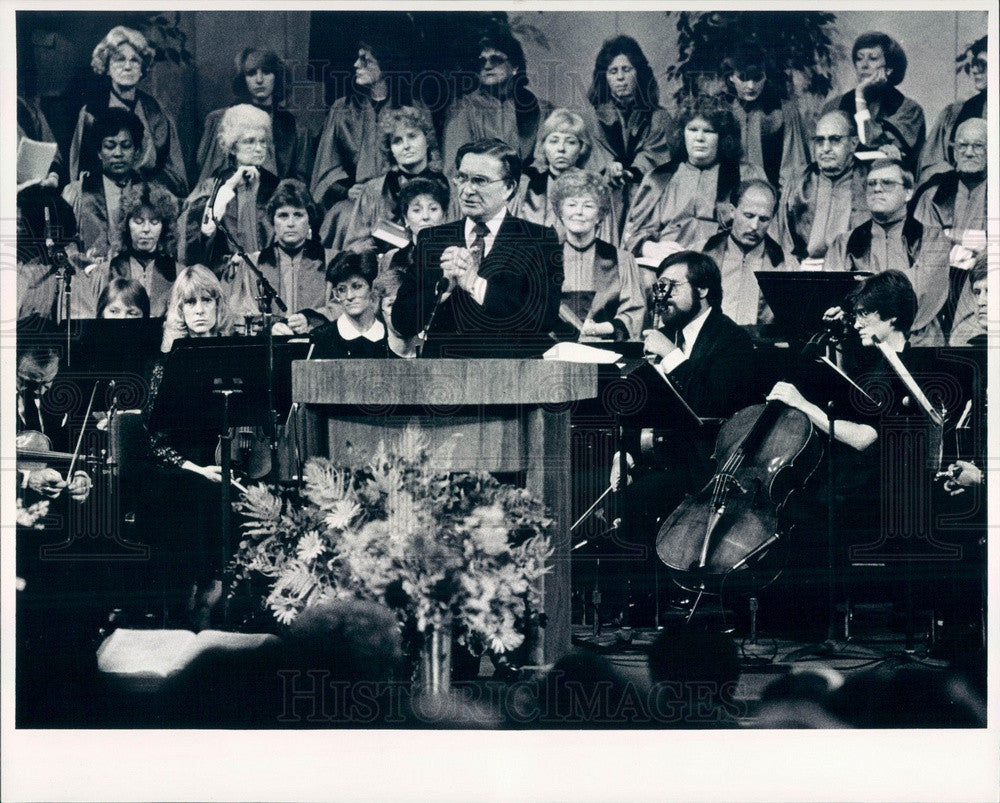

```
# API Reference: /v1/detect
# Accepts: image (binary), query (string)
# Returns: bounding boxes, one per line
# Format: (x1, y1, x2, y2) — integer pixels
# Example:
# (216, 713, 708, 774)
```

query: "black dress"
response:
(141, 356, 227, 618)
(310, 315, 390, 359)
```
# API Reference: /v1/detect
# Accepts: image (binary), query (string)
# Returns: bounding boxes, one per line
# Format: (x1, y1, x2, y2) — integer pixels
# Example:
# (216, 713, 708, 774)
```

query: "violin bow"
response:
(66, 381, 99, 478)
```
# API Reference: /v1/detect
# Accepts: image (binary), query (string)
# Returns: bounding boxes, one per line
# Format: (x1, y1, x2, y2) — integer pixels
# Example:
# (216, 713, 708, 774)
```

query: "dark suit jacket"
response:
(392, 213, 563, 357)
(663, 306, 758, 420)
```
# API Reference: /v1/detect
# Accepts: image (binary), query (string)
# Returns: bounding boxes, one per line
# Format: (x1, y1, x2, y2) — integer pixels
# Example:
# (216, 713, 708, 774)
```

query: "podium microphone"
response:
(417, 275, 450, 356)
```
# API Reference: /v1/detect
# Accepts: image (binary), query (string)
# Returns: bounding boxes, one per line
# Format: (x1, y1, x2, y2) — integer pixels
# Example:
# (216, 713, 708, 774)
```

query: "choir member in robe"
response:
(551, 168, 646, 341)
(822, 31, 925, 176)
(911, 118, 988, 346)
(441, 29, 552, 176)
(311, 40, 422, 248)
(81, 180, 179, 318)
(701, 179, 788, 327)
(378, 176, 450, 278)
(512, 109, 617, 244)
(622, 94, 741, 261)
(237, 179, 337, 335)
(178, 104, 277, 284)
(195, 48, 314, 186)
(62, 107, 143, 260)
(825, 158, 946, 345)
(341, 105, 453, 253)
(774, 110, 869, 268)
(585, 35, 674, 240)
(719, 43, 808, 191)
(70, 25, 187, 197)
(920, 37, 987, 183)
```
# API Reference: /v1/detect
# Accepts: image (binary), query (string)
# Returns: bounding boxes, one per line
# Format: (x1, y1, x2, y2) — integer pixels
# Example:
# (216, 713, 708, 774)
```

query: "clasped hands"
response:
(440, 246, 481, 295)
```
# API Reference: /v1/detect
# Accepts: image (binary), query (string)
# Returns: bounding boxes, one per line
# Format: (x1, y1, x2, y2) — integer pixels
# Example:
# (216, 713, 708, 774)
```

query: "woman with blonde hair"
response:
(70, 25, 187, 196)
(512, 109, 619, 243)
(160, 264, 234, 353)
(143, 263, 235, 629)
(178, 104, 278, 278)
(551, 168, 645, 341)
(341, 105, 455, 253)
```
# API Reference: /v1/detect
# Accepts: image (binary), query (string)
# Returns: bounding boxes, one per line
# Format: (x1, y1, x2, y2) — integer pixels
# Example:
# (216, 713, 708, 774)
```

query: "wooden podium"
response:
(292, 359, 598, 663)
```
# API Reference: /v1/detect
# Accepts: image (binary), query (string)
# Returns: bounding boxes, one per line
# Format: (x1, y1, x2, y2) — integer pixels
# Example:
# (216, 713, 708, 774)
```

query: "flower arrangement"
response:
(232, 427, 554, 661)
(16, 498, 50, 529)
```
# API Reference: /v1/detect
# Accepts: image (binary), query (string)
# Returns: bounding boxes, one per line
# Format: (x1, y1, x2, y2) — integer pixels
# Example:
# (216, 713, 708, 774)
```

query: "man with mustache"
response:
(774, 110, 870, 268)
(701, 179, 788, 326)
(606, 251, 757, 624)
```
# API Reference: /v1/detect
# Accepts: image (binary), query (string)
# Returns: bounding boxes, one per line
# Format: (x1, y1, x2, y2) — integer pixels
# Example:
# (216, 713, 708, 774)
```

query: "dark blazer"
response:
(663, 306, 758, 419)
(391, 213, 563, 357)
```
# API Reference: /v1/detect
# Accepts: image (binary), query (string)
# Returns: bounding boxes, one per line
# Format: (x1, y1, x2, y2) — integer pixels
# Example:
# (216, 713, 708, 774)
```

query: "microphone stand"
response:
(417, 277, 449, 358)
(45, 206, 76, 366)
(215, 218, 287, 484)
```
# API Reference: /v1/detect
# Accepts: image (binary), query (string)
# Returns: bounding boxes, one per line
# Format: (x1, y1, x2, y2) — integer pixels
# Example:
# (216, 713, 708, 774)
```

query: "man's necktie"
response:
(675, 330, 685, 353)
(20, 389, 43, 433)
(470, 221, 489, 268)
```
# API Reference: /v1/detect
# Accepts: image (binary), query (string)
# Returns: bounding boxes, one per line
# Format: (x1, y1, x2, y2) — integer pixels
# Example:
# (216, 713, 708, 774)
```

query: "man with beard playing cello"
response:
(605, 250, 758, 625)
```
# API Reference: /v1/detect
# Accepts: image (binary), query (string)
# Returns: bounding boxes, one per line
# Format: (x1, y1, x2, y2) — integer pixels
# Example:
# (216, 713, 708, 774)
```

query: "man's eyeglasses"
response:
(865, 178, 904, 191)
(954, 141, 986, 154)
(453, 173, 507, 189)
(478, 54, 509, 69)
(811, 135, 848, 147)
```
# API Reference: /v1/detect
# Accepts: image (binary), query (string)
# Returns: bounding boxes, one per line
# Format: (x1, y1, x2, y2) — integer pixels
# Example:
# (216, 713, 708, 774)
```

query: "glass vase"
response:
(415, 614, 452, 696)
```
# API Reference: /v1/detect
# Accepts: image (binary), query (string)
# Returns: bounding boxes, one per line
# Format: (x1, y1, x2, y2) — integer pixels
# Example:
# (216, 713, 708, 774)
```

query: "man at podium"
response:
(391, 138, 563, 357)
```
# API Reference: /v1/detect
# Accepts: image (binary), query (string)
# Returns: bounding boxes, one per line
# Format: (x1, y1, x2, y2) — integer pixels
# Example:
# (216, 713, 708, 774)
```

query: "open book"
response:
(97, 628, 280, 691)
(17, 137, 58, 192)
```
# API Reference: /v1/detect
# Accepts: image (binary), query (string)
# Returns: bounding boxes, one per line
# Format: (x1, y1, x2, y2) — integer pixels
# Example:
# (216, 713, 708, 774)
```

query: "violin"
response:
(215, 427, 272, 480)
(16, 430, 104, 474)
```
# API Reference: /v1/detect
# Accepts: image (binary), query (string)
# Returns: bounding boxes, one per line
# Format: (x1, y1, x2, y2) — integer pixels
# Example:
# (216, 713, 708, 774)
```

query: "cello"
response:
(655, 334, 829, 597)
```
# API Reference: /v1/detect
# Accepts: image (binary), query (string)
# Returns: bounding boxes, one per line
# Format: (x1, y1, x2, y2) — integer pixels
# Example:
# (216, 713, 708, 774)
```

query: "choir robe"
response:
(81, 251, 179, 318)
(195, 104, 314, 186)
(728, 96, 808, 190)
(919, 90, 986, 183)
(511, 166, 618, 245)
(774, 161, 870, 264)
(233, 239, 338, 328)
(585, 101, 674, 238)
(311, 96, 410, 247)
(825, 214, 947, 345)
(17, 96, 66, 187)
(560, 238, 647, 341)
(177, 165, 278, 271)
(911, 170, 987, 346)
(62, 169, 141, 258)
(341, 167, 458, 253)
(622, 159, 740, 256)
(823, 87, 926, 175)
(701, 229, 788, 326)
(441, 88, 552, 176)
(70, 82, 188, 198)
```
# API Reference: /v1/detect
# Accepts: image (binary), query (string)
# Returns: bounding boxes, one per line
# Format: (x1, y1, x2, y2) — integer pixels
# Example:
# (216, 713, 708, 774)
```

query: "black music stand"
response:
(756, 271, 871, 344)
(147, 335, 310, 625)
(66, 318, 166, 375)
